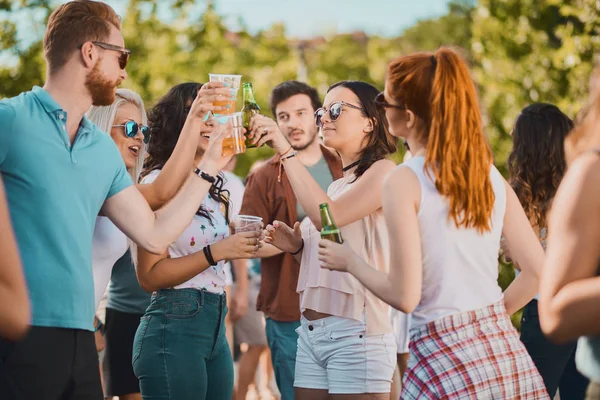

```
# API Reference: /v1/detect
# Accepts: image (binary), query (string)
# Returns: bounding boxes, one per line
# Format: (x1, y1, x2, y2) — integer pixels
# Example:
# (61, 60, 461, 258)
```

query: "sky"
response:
(0, 0, 453, 67)
(104, 0, 454, 39)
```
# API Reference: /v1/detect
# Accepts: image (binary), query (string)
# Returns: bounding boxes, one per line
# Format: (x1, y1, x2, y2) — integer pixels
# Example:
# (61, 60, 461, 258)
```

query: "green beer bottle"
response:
(241, 82, 261, 148)
(320, 203, 343, 244)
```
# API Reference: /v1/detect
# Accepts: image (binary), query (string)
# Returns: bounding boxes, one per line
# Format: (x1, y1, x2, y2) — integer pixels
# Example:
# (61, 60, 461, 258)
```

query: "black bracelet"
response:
(203, 245, 217, 266)
(194, 168, 216, 184)
(290, 239, 304, 255)
(93, 319, 103, 333)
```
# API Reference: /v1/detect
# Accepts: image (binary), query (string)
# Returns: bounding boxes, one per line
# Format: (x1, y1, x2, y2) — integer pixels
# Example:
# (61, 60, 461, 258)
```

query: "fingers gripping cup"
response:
(234, 215, 263, 233)
(219, 112, 246, 156)
(209, 74, 241, 116)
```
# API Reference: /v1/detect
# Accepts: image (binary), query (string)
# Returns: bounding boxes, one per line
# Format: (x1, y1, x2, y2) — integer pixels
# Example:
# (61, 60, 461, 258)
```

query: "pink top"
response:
(297, 174, 392, 335)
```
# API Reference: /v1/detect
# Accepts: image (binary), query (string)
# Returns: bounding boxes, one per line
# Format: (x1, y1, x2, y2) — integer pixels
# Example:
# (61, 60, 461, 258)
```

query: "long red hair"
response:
(387, 48, 494, 232)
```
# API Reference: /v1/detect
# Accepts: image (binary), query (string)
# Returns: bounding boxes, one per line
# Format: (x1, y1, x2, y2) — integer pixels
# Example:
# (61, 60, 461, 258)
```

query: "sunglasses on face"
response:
(89, 41, 130, 70)
(314, 101, 365, 128)
(374, 92, 406, 111)
(113, 120, 150, 144)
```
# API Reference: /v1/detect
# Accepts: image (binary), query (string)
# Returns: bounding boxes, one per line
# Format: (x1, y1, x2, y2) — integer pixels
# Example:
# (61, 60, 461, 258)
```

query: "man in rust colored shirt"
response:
(241, 81, 342, 399)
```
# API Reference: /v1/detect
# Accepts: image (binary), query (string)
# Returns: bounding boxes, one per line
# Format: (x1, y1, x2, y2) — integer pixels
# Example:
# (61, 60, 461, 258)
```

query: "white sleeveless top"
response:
(142, 170, 229, 294)
(92, 216, 128, 308)
(403, 156, 506, 329)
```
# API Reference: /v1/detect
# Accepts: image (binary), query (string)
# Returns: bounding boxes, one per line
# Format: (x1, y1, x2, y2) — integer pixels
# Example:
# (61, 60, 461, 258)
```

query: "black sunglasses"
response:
(374, 92, 406, 110)
(113, 120, 150, 144)
(82, 41, 130, 70)
(314, 101, 365, 128)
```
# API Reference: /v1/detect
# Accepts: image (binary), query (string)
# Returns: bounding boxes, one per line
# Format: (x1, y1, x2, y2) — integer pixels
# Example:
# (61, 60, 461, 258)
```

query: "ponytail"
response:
(388, 48, 494, 232)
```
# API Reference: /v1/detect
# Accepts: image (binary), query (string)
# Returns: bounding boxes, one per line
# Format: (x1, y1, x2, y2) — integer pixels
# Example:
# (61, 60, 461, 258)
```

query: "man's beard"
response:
(85, 61, 119, 106)
(290, 127, 319, 151)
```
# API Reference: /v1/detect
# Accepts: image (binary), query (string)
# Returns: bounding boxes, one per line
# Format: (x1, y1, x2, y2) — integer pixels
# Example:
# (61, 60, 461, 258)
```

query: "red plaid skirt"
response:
(401, 300, 549, 399)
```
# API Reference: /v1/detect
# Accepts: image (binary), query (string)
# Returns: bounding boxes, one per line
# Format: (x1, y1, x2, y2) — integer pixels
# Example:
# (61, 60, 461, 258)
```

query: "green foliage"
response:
(472, 0, 600, 171)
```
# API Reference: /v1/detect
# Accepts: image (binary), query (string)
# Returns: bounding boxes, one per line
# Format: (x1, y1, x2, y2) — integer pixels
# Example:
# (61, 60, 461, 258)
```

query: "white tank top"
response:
(403, 156, 506, 329)
(92, 216, 128, 308)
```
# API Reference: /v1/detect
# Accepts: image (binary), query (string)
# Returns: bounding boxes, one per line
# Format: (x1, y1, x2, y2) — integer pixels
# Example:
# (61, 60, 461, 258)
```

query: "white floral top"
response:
(141, 170, 229, 294)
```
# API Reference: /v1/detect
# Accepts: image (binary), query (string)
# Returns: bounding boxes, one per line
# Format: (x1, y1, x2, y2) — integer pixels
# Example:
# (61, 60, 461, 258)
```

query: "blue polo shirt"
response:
(0, 86, 132, 331)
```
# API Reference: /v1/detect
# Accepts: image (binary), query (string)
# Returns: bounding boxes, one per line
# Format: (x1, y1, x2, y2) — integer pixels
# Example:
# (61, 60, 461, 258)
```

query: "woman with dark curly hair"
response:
(132, 82, 262, 400)
(505, 103, 589, 399)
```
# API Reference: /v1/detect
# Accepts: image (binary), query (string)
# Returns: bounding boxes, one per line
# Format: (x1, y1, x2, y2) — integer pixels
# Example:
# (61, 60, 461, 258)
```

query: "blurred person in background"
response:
(504, 103, 588, 399)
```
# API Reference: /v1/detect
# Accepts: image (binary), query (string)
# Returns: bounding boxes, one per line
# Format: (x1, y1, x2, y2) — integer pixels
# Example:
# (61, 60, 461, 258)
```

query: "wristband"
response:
(194, 168, 216, 184)
(93, 320, 103, 333)
(290, 239, 304, 255)
(203, 245, 217, 266)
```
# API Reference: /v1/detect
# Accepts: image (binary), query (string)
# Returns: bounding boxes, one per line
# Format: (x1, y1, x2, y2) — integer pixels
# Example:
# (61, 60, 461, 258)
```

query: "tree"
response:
(472, 0, 600, 169)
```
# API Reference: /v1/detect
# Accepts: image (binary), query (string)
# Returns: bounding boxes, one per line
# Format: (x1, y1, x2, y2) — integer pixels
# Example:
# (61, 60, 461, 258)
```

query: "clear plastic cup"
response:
(218, 113, 245, 156)
(209, 74, 242, 115)
(234, 215, 263, 233)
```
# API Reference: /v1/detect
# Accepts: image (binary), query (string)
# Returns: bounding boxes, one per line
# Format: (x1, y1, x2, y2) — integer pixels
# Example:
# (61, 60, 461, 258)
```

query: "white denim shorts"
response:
(293, 315, 397, 394)
(389, 307, 411, 354)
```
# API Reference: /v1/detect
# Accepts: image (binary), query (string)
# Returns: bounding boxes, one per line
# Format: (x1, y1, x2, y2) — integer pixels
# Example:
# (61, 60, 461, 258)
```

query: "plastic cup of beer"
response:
(219, 112, 246, 156)
(234, 215, 263, 233)
(209, 74, 241, 115)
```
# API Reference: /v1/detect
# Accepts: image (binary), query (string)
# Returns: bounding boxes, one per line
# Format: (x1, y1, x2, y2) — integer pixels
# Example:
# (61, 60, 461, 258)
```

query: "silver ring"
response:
(263, 127, 268, 134)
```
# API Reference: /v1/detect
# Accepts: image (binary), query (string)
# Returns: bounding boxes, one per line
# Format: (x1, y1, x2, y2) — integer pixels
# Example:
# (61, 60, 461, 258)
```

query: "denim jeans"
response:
(265, 318, 300, 400)
(132, 289, 233, 400)
(521, 299, 589, 399)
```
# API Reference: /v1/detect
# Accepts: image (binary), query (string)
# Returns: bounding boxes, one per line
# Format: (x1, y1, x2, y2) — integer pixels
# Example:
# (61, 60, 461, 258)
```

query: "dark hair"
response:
(508, 103, 572, 230)
(44, 0, 121, 74)
(327, 80, 397, 180)
(143, 82, 230, 224)
(270, 80, 322, 117)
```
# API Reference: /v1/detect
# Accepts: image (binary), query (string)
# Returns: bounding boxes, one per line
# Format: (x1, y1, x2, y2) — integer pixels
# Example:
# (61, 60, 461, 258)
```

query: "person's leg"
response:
(237, 345, 267, 399)
(206, 328, 235, 400)
(67, 330, 103, 400)
(103, 308, 144, 400)
(293, 318, 328, 400)
(133, 292, 210, 400)
(325, 318, 396, 399)
(559, 347, 589, 400)
(0, 326, 75, 400)
(265, 318, 300, 400)
(520, 300, 576, 398)
(390, 366, 401, 400)
(397, 353, 409, 379)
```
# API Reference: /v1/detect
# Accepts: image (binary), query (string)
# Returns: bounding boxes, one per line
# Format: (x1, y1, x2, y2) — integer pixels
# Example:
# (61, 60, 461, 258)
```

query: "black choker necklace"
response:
(343, 159, 362, 172)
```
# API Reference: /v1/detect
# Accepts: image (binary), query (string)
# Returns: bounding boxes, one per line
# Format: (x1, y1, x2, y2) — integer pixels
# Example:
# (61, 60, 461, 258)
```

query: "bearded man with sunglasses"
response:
(240, 81, 342, 400)
(0, 2, 237, 399)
